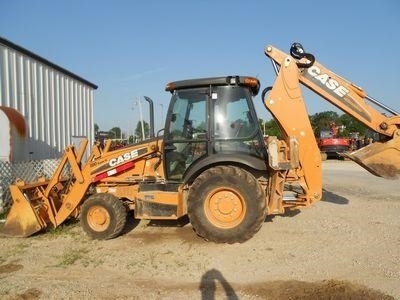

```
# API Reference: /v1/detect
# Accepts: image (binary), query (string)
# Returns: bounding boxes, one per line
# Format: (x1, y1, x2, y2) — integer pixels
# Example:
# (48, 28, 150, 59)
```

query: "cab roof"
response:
(165, 76, 260, 96)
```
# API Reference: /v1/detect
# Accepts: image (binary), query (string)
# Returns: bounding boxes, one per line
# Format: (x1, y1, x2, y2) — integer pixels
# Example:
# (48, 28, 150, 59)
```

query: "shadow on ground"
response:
(322, 189, 349, 205)
(265, 208, 301, 223)
(123, 213, 205, 244)
(237, 278, 394, 300)
(200, 269, 238, 300)
(198, 269, 394, 300)
(264, 189, 349, 223)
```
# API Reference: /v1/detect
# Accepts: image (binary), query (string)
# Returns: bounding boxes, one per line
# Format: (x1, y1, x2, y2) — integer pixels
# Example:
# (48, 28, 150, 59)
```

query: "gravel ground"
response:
(0, 160, 399, 299)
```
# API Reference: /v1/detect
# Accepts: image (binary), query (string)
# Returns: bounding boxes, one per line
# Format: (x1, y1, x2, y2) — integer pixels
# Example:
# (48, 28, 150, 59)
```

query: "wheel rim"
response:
(87, 205, 110, 232)
(204, 187, 246, 229)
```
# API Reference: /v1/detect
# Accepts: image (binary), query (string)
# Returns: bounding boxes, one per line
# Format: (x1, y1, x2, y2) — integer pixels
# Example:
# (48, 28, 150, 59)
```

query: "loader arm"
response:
(1, 138, 161, 237)
(264, 44, 400, 180)
(1, 140, 92, 237)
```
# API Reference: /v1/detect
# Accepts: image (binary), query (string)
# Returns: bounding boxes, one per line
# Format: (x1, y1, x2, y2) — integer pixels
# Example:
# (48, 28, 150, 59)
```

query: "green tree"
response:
(109, 127, 122, 139)
(263, 119, 281, 137)
(338, 114, 367, 136)
(309, 111, 340, 137)
(94, 123, 99, 134)
(134, 121, 150, 140)
(128, 135, 135, 144)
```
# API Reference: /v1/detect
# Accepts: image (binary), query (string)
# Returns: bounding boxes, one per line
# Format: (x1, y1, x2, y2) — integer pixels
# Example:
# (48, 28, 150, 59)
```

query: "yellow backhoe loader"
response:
(2, 43, 399, 243)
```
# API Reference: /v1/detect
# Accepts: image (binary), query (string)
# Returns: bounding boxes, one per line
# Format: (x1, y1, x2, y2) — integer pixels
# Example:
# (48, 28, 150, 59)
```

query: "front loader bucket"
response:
(344, 136, 400, 180)
(1, 185, 47, 237)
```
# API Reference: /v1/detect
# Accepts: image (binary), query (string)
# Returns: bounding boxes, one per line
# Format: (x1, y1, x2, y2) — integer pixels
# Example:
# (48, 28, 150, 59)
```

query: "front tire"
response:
(80, 193, 127, 240)
(188, 166, 266, 243)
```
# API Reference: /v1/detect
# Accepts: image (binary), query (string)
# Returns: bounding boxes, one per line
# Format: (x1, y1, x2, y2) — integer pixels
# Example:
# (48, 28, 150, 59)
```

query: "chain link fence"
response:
(0, 159, 61, 213)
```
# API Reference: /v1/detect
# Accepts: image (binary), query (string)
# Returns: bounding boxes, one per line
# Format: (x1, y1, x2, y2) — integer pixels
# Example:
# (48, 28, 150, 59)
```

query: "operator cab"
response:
(163, 76, 267, 181)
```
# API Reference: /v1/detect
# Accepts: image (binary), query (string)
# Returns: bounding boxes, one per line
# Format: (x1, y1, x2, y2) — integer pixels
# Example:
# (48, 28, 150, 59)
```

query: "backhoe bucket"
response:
(344, 136, 400, 180)
(1, 185, 47, 237)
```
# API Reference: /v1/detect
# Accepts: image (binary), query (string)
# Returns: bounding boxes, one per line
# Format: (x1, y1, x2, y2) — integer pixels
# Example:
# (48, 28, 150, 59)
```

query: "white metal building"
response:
(0, 36, 97, 161)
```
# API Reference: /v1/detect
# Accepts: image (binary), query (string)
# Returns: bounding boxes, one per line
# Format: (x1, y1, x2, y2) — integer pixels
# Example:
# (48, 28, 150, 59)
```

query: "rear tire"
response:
(188, 166, 266, 243)
(80, 193, 127, 240)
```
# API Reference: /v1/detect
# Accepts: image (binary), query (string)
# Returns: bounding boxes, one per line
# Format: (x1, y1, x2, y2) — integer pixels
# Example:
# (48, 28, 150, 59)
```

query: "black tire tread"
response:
(80, 193, 127, 240)
(188, 165, 266, 243)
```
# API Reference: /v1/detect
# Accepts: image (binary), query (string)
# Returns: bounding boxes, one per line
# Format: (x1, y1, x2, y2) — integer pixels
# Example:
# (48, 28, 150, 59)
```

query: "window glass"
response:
(165, 89, 207, 180)
(212, 86, 263, 157)
(168, 91, 207, 141)
(214, 87, 257, 140)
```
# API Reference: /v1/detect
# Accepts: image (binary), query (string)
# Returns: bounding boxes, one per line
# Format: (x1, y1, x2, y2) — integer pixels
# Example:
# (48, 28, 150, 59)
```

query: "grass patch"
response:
(55, 247, 89, 267)
(46, 218, 80, 238)
(53, 247, 103, 268)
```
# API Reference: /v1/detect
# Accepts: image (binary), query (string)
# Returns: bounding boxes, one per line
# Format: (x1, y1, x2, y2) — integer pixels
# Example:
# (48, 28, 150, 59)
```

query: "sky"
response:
(1, 0, 399, 134)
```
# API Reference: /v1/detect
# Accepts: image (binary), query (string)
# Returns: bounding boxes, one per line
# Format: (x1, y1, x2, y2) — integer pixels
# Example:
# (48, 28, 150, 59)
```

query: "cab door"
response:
(164, 88, 208, 181)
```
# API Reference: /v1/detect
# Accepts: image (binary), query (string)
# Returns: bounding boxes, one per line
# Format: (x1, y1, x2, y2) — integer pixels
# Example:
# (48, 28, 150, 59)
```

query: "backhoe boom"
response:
(264, 44, 400, 179)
